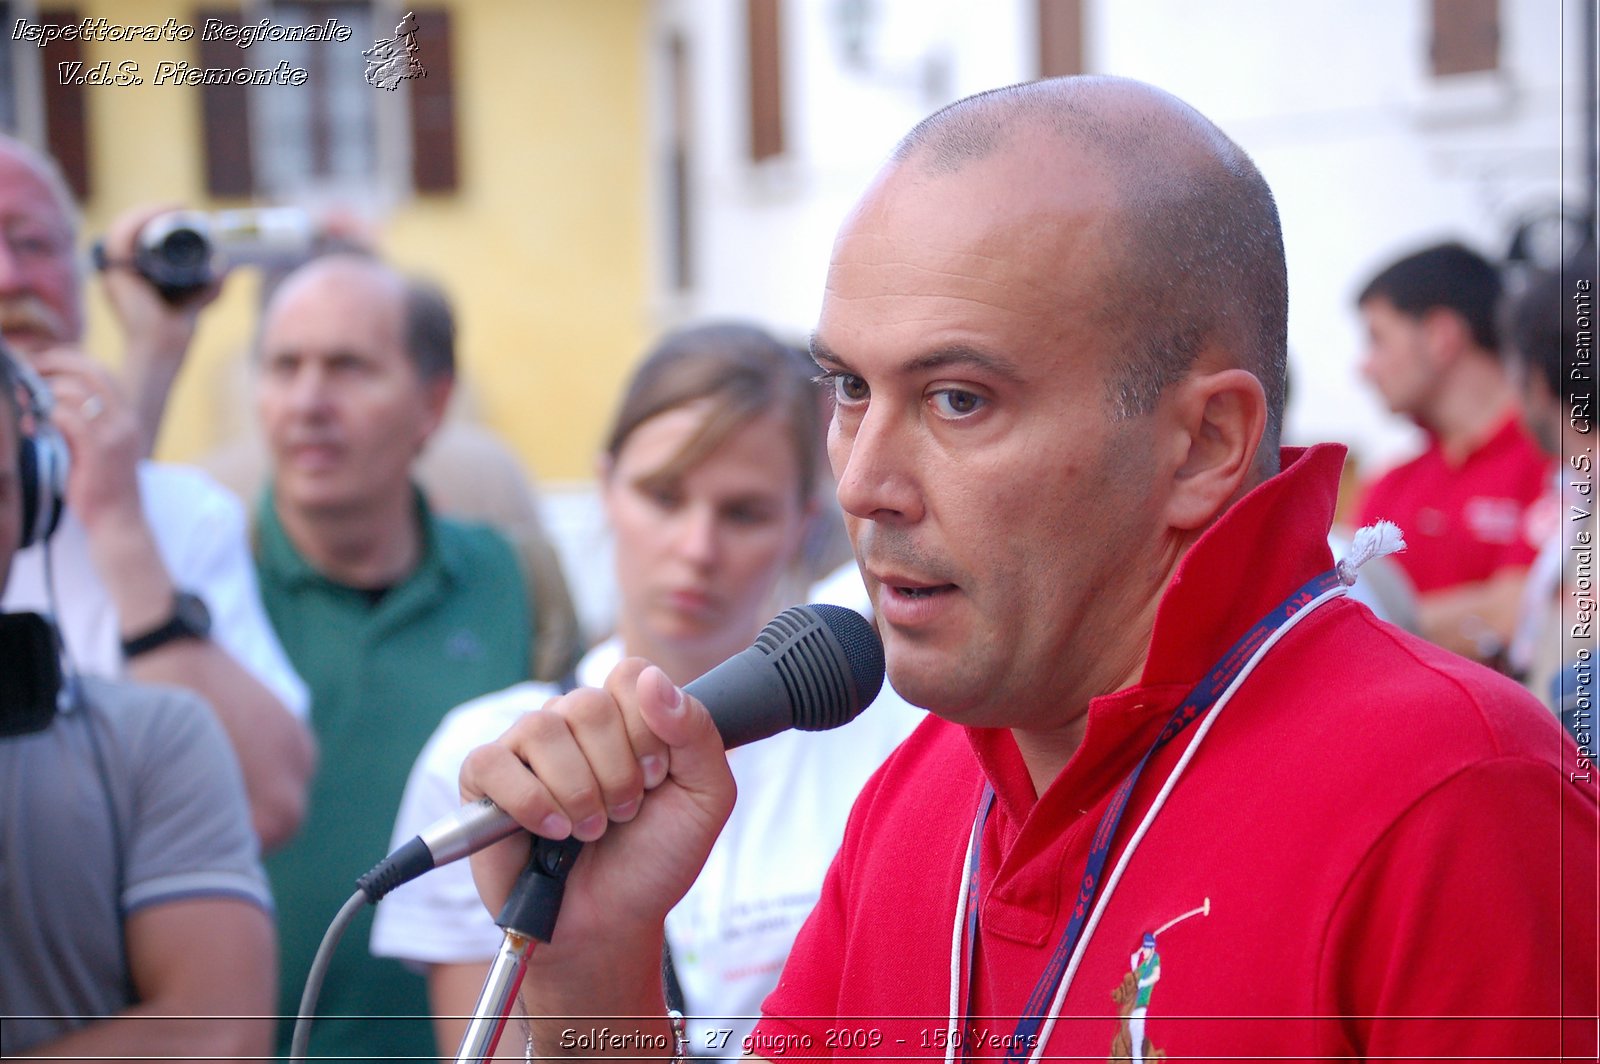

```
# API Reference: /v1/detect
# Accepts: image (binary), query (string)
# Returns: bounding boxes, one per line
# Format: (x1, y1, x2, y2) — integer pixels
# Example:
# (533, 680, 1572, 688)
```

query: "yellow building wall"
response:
(57, 0, 652, 483)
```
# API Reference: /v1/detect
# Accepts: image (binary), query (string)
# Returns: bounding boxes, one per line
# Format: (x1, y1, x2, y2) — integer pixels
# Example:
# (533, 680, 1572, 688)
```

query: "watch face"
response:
(175, 592, 212, 637)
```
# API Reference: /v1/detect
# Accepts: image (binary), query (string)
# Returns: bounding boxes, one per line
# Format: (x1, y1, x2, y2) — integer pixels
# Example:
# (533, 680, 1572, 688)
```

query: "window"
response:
(249, 2, 378, 198)
(0, 2, 91, 200)
(1430, 0, 1498, 78)
(1037, 0, 1083, 79)
(664, 30, 693, 290)
(0, 2, 20, 134)
(746, 0, 783, 162)
(200, 2, 458, 201)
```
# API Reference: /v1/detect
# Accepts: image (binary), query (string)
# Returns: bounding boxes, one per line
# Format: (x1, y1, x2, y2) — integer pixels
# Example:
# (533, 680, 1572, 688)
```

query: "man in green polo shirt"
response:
(251, 254, 531, 1062)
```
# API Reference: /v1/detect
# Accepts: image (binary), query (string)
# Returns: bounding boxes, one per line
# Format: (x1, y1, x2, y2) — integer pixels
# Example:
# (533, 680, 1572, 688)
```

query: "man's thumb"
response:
(636, 665, 728, 791)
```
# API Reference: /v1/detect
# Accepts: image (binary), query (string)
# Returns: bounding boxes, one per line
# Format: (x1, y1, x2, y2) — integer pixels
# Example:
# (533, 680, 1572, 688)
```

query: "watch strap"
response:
(121, 592, 211, 659)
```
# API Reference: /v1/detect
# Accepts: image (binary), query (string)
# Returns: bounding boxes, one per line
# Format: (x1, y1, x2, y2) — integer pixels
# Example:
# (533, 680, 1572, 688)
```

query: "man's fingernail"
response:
(611, 796, 641, 820)
(574, 813, 607, 840)
(641, 754, 668, 789)
(655, 668, 684, 713)
(538, 812, 571, 838)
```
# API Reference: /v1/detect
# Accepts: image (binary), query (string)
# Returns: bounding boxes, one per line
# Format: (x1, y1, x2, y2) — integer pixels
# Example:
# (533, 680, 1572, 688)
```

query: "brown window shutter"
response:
(747, 0, 783, 162)
(666, 31, 693, 290)
(408, 8, 458, 193)
(1037, 0, 1084, 78)
(1430, 0, 1499, 77)
(198, 8, 255, 198)
(38, 8, 90, 201)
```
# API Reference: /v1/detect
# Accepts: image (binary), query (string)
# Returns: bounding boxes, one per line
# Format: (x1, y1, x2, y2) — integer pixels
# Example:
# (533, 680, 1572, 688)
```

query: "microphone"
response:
(357, 602, 884, 902)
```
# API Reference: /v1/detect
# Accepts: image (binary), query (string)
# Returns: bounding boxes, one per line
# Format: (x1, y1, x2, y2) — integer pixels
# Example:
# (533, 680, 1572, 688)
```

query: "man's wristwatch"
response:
(121, 591, 212, 659)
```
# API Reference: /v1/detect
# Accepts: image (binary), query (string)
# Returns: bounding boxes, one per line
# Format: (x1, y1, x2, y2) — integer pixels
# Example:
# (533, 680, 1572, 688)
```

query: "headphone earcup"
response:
(18, 434, 39, 548)
(17, 425, 66, 549)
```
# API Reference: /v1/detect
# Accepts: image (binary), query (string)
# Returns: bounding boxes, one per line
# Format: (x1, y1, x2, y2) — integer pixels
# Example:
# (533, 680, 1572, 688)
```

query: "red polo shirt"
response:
(1356, 416, 1550, 594)
(752, 444, 1596, 1060)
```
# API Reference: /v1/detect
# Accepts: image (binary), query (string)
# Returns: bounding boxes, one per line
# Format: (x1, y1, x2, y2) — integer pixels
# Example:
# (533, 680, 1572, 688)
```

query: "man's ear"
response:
(1163, 367, 1268, 531)
(1419, 307, 1471, 365)
(416, 373, 454, 448)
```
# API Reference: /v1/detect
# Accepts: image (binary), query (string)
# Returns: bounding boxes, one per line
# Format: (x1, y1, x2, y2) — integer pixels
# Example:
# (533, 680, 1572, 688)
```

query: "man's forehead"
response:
(819, 171, 1113, 362)
(263, 270, 405, 353)
(830, 145, 1117, 296)
(0, 153, 66, 221)
(272, 260, 400, 318)
(1360, 297, 1415, 331)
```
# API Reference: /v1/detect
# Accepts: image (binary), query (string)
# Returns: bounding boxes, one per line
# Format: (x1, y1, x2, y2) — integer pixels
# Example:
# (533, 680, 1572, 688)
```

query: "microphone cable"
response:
(288, 889, 367, 1064)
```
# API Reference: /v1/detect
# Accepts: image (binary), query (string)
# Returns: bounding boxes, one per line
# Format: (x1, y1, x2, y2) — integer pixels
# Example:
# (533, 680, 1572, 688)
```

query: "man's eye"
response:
(929, 389, 984, 418)
(724, 503, 774, 526)
(3, 230, 63, 259)
(830, 374, 869, 403)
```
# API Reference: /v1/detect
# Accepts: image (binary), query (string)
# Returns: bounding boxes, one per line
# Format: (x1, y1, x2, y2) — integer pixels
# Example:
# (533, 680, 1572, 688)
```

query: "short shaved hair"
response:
(893, 77, 1289, 467)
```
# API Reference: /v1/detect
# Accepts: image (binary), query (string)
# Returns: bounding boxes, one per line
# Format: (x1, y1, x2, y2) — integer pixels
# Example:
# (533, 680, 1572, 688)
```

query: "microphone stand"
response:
(454, 835, 584, 1063)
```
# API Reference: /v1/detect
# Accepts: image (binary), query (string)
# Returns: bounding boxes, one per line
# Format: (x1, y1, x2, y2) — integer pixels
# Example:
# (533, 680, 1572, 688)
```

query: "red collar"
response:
(1141, 444, 1343, 686)
(1420, 409, 1532, 469)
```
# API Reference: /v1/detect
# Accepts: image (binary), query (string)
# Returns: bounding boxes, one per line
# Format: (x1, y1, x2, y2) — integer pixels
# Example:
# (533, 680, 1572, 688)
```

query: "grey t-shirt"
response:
(0, 676, 271, 1054)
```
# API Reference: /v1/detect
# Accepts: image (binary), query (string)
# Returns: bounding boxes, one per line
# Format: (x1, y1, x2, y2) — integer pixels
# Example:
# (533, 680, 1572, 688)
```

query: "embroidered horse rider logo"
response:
(1108, 898, 1209, 1063)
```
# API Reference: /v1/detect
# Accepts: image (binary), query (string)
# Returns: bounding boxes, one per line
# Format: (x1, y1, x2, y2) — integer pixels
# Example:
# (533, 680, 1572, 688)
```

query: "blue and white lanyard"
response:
(945, 567, 1352, 1064)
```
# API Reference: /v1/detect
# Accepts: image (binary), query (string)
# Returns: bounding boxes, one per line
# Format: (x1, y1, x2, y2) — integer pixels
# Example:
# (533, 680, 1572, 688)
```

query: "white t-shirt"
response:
(372, 579, 924, 1057)
(2, 461, 309, 718)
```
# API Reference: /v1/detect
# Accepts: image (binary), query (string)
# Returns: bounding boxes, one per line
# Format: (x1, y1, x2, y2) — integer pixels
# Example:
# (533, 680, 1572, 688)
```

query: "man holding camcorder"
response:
(0, 133, 314, 851)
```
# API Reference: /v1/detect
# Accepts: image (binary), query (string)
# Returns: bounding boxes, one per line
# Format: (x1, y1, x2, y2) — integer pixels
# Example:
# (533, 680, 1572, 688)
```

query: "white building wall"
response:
(651, 0, 1580, 465)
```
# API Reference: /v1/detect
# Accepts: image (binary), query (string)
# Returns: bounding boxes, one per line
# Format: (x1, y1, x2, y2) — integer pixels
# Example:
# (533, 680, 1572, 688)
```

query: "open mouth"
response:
(893, 584, 954, 598)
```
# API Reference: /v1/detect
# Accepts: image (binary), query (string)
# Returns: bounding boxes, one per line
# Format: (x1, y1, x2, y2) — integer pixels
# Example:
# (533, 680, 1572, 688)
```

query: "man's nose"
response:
(831, 404, 922, 526)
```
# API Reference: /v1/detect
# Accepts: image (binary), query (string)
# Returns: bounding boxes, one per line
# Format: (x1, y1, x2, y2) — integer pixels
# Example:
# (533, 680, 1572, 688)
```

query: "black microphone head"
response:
(686, 602, 886, 747)
(758, 603, 885, 731)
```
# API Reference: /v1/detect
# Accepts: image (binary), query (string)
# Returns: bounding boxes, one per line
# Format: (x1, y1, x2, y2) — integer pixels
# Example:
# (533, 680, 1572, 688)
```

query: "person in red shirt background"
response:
(1354, 242, 1551, 665)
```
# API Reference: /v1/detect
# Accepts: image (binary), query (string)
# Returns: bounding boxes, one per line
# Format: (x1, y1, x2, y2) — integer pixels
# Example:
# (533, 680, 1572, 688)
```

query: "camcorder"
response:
(93, 207, 317, 304)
